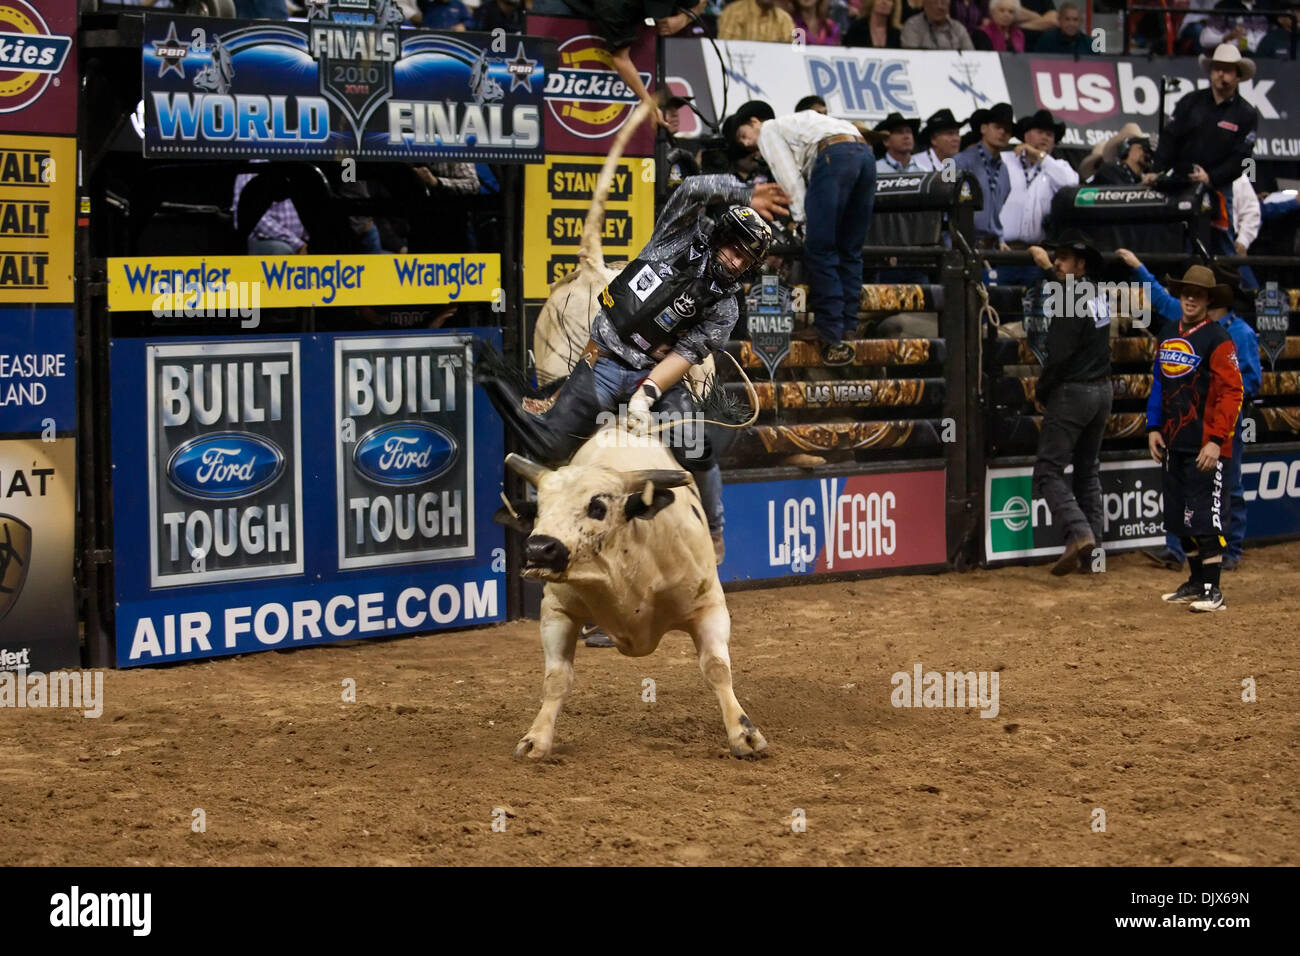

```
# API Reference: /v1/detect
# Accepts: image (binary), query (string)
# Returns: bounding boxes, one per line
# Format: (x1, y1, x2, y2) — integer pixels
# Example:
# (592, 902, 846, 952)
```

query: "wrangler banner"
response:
(0, 134, 74, 304)
(110, 330, 505, 668)
(141, 3, 554, 162)
(522, 153, 654, 300)
(106, 253, 501, 311)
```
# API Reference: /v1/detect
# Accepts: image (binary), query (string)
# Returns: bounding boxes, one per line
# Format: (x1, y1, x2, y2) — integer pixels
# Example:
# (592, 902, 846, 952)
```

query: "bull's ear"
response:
(493, 499, 537, 535)
(624, 488, 675, 521)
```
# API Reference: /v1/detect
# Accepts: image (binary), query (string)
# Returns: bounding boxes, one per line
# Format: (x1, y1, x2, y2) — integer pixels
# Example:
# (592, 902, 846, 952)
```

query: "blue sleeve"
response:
(1232, 321, 1262, 397)
(1146, 354, 1163, 431)
(1133, 264, 1181, 327)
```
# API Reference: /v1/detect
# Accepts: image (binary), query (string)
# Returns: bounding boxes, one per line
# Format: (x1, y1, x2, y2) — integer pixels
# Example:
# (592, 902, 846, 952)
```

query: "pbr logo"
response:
(0, 0, 74, 116)
(746, 274, 794, 381)
(544, 34, 649, 141)
(148, 341, 304, 588)
(1255, 281, 1290, 371)
(0, 513, 30, 622)
(335, 335, 475, 569)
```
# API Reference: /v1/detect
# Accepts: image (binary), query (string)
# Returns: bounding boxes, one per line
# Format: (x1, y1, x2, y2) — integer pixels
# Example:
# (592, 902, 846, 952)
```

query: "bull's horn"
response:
(621, 469, 691, 492)
(505, 453, 552, 485)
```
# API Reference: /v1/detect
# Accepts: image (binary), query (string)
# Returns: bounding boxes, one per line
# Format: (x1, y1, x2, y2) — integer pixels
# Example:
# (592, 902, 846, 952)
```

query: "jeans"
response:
(803, 141, 876, 345)
(1032, 380, 1112, 544)
(590, 358, 725, 533)
(248, 236, 298, 255)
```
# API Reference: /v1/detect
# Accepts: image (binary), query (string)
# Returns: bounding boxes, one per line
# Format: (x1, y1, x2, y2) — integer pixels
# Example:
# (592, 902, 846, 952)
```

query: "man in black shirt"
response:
(1088, 133, 1151, 185)
(1149, 44, 1258, 197)
(1026, 230, 1113, 575)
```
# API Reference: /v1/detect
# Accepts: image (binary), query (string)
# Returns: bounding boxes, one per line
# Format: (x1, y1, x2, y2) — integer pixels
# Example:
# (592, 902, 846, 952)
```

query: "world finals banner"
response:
(141, 1, 556, 162)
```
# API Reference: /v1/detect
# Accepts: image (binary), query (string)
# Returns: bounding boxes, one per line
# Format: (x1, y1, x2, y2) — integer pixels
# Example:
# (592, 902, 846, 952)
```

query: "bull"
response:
(499, 426, 768, 760)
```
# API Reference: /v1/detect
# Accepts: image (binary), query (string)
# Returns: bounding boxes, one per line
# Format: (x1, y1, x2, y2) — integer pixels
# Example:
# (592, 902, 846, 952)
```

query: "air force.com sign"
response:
(334, 335, 474, 569)
(148, 341, 304, 587)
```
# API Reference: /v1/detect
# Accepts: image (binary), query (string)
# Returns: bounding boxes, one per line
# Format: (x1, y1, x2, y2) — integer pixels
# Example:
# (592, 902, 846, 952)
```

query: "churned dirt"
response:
(2, 545, 1297, 866)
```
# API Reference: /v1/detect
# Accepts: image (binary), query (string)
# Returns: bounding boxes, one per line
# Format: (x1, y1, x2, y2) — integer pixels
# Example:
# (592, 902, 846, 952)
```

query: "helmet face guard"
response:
(709, 205, 772, 284)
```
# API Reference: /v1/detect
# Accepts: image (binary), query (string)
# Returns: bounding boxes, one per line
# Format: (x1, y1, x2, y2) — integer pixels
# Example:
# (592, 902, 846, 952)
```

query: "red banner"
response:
(812, 470, 948, 574)
(526, 14, 656, 158)
(0, 0, 77, 135)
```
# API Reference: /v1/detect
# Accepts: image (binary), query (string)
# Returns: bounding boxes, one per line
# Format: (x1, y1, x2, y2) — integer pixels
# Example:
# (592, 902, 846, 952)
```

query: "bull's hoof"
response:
(729, 727, 770, 759)
(513, 735, 552, 760)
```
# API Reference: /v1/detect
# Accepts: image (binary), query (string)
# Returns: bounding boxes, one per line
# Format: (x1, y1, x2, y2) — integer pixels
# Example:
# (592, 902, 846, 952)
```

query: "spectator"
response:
(954, 102, 1013, 249)
(233, 173, 307, 255)
(1201, 0, 1271, 53)
(1025, 231, 1111, 575)
(844, 0, 903, 47)
(1257, 8, 1298, 58)
(792, 0, 842, 43)
(975, 0, 1027, 51)
(1033, 1, 1094, 53)
(1001, 110, 1077, 245)
(1085, 129, 1152, 184)
(234, 0, 288, 18)
(474, 0, 529, 31)
(660, 91, 695, 136)
(829, 0, 863, 37)
(561, 1, 709, 127)
(718, 0, 798, 41)
(420, 0, 474, 28)
(795, 95, 828, 113)
(901, 0, 975, 50)
(725, 99, 876, 366)
(874, 113, 922, 173)
(949, 0, 989, 36)
(1014, 0, 1058, 47)
(1149, 44, 1259, 258)
(913, 108, 965, 171)
(411, 163, 480, 252)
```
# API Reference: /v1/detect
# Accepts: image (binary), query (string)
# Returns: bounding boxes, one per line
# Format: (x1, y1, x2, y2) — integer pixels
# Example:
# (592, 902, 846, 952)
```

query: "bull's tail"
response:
(577, 100, 653, 275)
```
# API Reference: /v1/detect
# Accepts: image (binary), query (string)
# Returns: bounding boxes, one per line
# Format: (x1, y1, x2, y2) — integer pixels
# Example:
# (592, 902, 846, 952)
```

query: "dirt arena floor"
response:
(3, 544, 1298, 867)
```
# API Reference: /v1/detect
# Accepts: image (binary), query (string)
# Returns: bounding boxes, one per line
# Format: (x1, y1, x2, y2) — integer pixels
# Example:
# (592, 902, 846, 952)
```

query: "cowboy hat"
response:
(968, 102, 1015, 130)
(1013, 109, 1066, 142)
(722, 100, 776, 143)
(920, 108, 966, 144)
(1164, 264, 1234, 309)
(1043, 229, 1104, 275)
(1079, 122, 1149, 180)
(873, 112, 921, 136)
(1199, 42, 1256, 81)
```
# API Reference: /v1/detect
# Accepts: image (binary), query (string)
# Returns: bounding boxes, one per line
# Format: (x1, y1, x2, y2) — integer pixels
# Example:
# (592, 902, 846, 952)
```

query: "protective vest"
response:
(599, 239, 737, 363)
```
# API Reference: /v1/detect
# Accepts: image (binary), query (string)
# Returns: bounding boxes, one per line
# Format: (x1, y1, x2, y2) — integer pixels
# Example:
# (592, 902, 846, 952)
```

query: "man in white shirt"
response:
(725, 99, 876, 366)
(997, 109, 1078, 285)
(874, 113, 924, 174)
(913, 108, 965, 172)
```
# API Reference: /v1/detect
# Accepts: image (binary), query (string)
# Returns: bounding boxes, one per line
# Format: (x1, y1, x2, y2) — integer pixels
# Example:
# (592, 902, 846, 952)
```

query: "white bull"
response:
(502, 427, 768, 760)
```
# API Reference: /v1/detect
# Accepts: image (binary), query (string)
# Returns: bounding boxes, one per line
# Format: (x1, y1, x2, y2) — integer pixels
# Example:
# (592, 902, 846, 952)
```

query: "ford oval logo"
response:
(353, 422, 458, 487)
(167, 433, 286, 501)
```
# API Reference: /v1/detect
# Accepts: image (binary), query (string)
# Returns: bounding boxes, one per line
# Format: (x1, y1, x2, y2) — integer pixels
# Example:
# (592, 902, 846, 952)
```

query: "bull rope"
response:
(641, 348, 760, 438)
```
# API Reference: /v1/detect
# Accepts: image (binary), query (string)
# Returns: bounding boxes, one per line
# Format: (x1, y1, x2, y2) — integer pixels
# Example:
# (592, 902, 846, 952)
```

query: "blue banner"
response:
(1241, 446, 1300, 539)
(142, 2, 552, 162)
(110, 329, 506, 667)
(0, 306, 74, 436)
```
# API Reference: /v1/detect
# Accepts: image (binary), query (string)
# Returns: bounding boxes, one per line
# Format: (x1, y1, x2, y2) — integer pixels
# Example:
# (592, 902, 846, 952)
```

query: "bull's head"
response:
(500, 453, 690, 581)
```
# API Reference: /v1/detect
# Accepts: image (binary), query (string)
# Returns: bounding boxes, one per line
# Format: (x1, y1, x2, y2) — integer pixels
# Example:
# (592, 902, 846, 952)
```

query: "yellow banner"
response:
(0, 134, 75, 305)
(523, 153, 654, 300)
(106, 253, 502, 312)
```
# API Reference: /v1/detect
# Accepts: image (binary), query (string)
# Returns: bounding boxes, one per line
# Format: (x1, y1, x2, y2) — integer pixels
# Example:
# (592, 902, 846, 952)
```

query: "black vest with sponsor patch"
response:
(599, 239, 738, 363)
